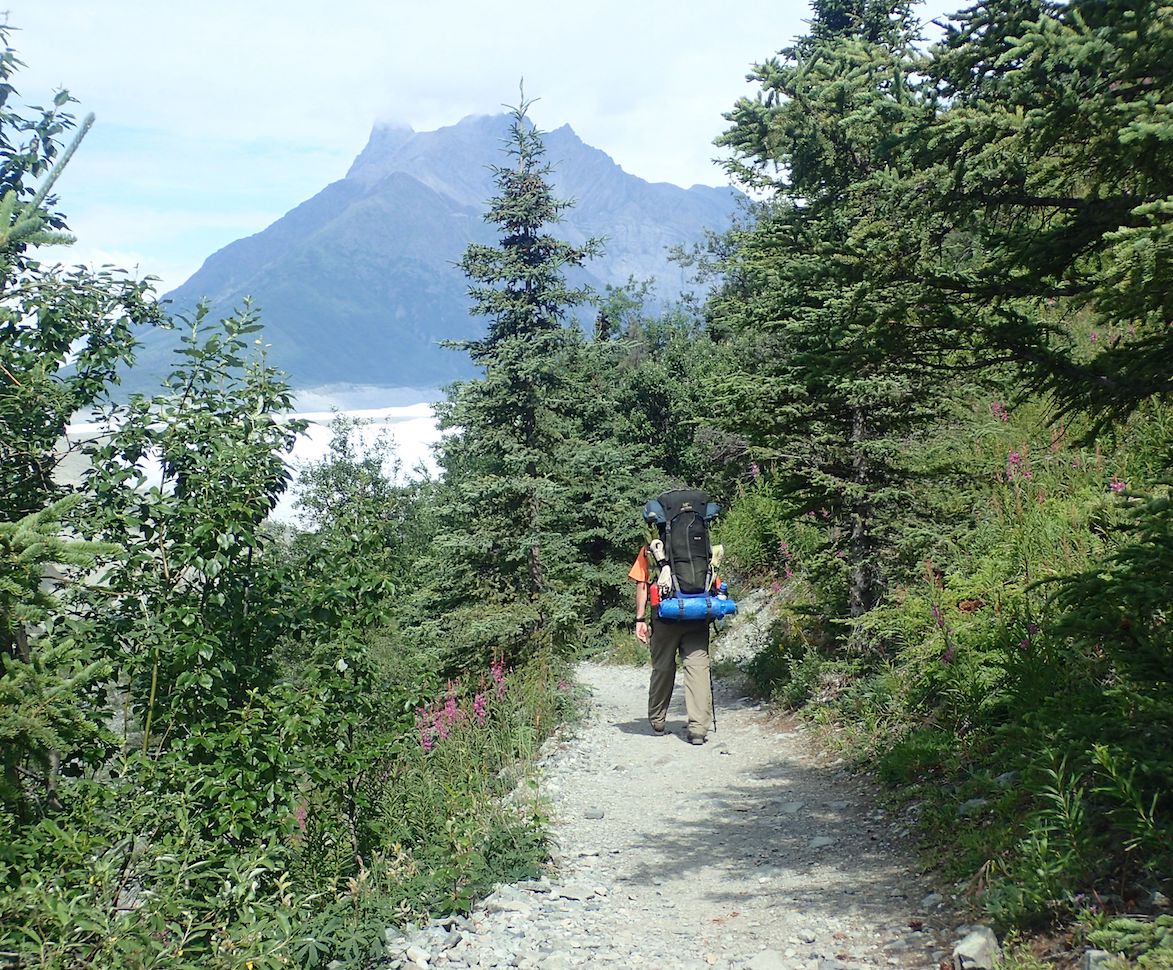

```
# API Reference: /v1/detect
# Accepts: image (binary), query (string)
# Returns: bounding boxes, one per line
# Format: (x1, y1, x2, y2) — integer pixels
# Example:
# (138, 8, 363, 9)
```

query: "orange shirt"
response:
(630, 546, 721, 606)
(629, 546, 660, 605)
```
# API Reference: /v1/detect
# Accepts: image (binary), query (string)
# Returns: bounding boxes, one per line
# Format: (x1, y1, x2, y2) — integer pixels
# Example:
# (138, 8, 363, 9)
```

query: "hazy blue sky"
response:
(9, 2, 950, 293)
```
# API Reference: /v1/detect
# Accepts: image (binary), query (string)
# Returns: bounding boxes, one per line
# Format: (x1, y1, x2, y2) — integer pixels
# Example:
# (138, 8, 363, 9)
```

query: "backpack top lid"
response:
(642, 488, 719, 527)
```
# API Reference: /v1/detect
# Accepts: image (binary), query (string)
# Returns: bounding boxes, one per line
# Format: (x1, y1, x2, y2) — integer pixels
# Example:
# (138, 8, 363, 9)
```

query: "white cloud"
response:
(9, 1, 955, 309)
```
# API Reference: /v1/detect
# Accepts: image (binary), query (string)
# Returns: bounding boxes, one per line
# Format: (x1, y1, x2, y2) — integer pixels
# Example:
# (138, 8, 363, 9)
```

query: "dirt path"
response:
(531, 659, 953, 969)
(386, 602, 961, 970)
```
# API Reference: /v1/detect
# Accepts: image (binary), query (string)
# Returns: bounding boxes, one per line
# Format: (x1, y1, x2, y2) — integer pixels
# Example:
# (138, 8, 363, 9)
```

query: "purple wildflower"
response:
(1110, 477, 1126, 493)
(473, 692, 488, 725)
(942, 646, 955, 665)
(931, 604, 944, 628)
(491, 660, 507, 699)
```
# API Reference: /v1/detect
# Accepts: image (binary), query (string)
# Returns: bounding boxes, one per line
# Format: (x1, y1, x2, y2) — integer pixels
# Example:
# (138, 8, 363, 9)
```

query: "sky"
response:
(5, 1, 828, 294)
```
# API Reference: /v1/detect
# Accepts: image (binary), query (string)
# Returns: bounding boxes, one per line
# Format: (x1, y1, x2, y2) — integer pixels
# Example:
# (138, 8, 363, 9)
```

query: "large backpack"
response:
(642, 489, 737, 622)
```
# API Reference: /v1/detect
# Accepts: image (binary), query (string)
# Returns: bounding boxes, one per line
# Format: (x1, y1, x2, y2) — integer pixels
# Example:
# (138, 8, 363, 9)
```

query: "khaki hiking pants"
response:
(648, 618, 712, 740)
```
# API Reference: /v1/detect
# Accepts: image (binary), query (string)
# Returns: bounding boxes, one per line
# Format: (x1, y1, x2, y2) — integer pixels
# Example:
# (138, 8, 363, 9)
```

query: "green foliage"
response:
(79, 303, 304, 738)
(925, 0, 1173, 425)
(712, 2, 970, 623)
(8, 0, 1173, 959)
(1087, 916, 1173, 968)
(0, 496, 120, 823)
(0, 31, 163, 521)
(598, 626, 651, 667)
(557, 291, 727, 636)
(284, 414, 427, 640)
(419, 96, 602, 670)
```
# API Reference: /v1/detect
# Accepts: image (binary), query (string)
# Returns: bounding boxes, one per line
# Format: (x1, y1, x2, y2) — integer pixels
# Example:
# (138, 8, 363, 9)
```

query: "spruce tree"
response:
(922, 0, 1172, 424)
(557, 287, 726, 632)
(712, 0, 959, 623)
(417, 98, 600, 669)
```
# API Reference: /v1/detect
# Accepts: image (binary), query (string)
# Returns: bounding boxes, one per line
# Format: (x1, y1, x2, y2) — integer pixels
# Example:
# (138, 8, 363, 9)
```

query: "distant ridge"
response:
(130, 114, 741, 391)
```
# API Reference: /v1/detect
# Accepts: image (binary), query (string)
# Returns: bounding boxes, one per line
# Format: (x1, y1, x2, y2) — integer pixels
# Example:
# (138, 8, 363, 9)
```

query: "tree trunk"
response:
(848, 405, 877, 618)
(528, 489, 544, 598)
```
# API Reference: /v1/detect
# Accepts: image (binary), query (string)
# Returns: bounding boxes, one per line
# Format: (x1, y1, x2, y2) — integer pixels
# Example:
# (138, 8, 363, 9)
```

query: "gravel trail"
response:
(386, 603, 956, 970)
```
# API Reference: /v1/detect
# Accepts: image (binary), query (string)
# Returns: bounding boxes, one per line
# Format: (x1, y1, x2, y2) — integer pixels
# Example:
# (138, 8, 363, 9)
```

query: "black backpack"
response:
(642, 488, 719, 595)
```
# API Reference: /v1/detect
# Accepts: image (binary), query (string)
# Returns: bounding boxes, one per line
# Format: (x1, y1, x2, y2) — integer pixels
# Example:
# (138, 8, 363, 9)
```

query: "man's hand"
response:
(634, 619, 650, 644)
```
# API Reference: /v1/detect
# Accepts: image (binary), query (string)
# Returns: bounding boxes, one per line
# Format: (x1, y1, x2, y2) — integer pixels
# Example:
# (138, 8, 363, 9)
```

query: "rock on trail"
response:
(386, 641, 957, 969)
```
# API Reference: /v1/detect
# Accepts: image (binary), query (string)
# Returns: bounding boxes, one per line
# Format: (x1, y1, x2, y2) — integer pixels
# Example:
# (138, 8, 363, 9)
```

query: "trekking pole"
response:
(708, 626, 718, 734)
(710, 663, 717, 733)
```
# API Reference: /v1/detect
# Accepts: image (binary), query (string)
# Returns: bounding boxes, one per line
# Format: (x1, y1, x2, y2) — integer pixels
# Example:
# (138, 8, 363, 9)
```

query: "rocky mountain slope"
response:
(129, 115, 741, 392)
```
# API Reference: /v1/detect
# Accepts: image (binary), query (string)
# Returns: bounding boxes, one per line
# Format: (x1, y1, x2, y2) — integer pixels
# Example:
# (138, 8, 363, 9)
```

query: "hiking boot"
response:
(688, 734, 706, 746)
(651, 723, 666, 736)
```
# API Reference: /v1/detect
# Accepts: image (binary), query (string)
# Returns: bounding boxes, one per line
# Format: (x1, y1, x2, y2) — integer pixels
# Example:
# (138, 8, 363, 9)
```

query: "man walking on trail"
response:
(630, 490, 722, 745)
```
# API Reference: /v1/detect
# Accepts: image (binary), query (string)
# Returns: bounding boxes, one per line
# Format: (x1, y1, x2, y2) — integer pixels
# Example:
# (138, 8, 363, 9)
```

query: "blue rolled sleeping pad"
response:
(657, 589, 738, 622)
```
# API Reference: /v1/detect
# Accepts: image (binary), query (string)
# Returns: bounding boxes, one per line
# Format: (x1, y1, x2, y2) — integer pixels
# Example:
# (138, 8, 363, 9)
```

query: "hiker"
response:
(630, 489, 732, 745)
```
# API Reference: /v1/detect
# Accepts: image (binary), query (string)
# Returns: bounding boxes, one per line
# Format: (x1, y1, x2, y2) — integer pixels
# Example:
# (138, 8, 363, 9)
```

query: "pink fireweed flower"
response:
(491, 660, 507, 699)
(1019, 638, 1031, 651)
(473, 692, 488, 725)
(942, 646, 955, 665)
(1090, 330, 1099, 343)
(294, 802, 307, 833)
(1007, 450, 1025, 480)
(990, 401, 1011, 423)
(931, 604, 944, 628)
(1110, 477, 1126, 493)
(749, 462, 760, 480)
(444, 679, 460, 712)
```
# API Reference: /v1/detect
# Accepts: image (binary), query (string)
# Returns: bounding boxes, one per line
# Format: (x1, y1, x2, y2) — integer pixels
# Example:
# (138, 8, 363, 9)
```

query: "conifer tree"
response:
(921, 0, 1172, 424)
(712, 1, 955, 623)
(418, 97, 600, 668)
(557, 288, 725, 632)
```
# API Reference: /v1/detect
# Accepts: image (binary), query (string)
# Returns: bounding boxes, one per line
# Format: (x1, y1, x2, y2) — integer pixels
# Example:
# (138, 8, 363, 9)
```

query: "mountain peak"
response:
(150, 114, 743, 392)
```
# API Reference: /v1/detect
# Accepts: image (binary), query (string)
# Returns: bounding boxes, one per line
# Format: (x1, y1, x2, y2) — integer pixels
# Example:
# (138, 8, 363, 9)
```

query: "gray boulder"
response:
(953, 925, 1000, 970)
